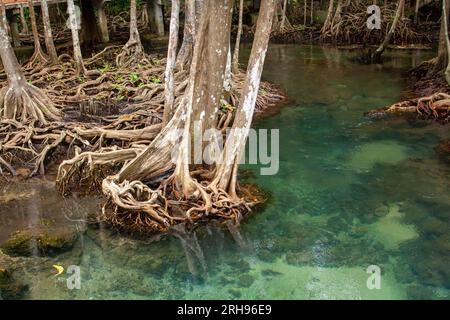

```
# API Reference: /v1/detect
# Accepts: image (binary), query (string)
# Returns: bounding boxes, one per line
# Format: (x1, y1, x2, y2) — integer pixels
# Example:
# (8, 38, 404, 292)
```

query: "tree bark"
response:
(192, 0, 233, 126)
(19, 4, 29, 34)
(10, 13, 21, 47)
(80, 0, 101, 46)
(176, 0, 197, 68)
(96, 3, 109, 43)
(162, 0, 180, 126)
(443, 0, 450, 85)
(28, 0, 41, 52)
(213, 0, 276, 197)
(148, 0, 165, 36)
(304, 0, 307, 25)
(67, 0, 87, 75)
(280, 0, 287, 30)
(372, 0, 404, 63)
(414, 0, 420, 24)
(232, 0, 244, 74)
(116, 0, 144, 68)
(434, 0, 448, 72)
(41, 0, 59, 64)
(321, 0, 334, 34)
(25, 0, 49, 69)
(0, 2, 9, 40)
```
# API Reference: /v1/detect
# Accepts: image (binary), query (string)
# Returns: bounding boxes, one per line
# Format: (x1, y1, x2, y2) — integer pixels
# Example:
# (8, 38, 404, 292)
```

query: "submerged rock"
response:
(238, 274, 255, 288)
(1, 227, 77, 257)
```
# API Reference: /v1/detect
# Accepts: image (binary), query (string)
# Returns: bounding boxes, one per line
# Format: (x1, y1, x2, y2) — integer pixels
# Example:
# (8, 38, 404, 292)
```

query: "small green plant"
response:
(112, 83, 124, 92)
(138, 82, 145, 88)
(152, 58, 162, 65)
(98, 63, 114, 73)
(77, 76, 86, 84)
(220, 102, 235, 113)
(149, 76, 161, 84)
(259, 88, 267, 96)
(129, 72, 140, 82)
(116, 94, 125, 102)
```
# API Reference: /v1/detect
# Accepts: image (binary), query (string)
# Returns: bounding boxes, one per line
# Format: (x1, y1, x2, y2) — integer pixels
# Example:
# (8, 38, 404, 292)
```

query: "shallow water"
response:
(1, 45, 450, 300)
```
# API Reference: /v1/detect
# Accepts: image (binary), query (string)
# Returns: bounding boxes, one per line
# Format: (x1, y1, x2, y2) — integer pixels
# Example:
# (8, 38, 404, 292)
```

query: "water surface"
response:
(1, 45, 449, 300)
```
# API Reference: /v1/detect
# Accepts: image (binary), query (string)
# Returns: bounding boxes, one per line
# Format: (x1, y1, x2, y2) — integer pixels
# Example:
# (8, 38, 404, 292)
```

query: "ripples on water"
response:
(1, 45, 449, 300)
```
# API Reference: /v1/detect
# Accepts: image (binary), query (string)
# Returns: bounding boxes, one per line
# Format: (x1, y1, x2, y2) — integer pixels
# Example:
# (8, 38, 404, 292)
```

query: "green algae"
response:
(1, 227, 77, 257)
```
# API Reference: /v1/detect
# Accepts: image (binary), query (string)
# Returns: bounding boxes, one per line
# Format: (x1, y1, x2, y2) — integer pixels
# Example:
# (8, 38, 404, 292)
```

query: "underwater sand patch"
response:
(347, 140, 409, 171)
(368, 203, 418, 250)
(242, 259, 406, 299)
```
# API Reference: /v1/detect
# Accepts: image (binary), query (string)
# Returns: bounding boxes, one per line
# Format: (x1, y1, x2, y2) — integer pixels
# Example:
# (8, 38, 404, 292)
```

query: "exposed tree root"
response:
(366, 92, 450, 122)
(99, 172, 254, 234)
(0, 42, 285, 234)
(24, 47, 50, 72)
(0, 82, 61, 125)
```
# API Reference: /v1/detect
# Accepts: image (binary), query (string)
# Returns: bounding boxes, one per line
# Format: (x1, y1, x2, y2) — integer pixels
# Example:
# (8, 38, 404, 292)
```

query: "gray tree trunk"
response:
(67, 0, 86, 75)
(232, 0, 244, 73)
(162, 0, 180, 126)
(41, 0, 59, 63)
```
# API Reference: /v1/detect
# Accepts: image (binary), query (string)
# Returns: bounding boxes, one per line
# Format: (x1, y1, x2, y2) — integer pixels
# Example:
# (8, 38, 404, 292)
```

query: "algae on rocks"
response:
(1, 226, 77, 257)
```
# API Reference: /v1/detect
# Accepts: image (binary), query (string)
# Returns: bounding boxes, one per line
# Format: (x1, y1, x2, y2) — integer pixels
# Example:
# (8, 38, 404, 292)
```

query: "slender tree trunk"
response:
(434, 0, 448, 72)
(162, 0, 180, 126)
(232, 0, 244, 73)
(19, 4, 29, 34)
(304, 0, 307, 25)
(41, 0, 59, 64)
(176, 0, 196, 68)
(310, 0, 314, 24)
(0, 2, 9, 40)
(148, 0, 165, 36)
(67, 0, 87, 75)
(321, 0, 334, 34)
(25, 0, 49, 69)
(0, 15, 60, 125)
(281, 0, 287, 30)
(96, 2, 109, 43)
(330, 0, 344, 33)
(213, 0, 276, 197)
(414, 0, 420, 24)
(224, 41, 232, 93)
(116, 0, 143, 67)
(80, 0, 101, 46)
(10, 13, 21, 47)
(443, 0, 450, 85)
(28, 0, 42, 53)
(373, 0, 404, 63)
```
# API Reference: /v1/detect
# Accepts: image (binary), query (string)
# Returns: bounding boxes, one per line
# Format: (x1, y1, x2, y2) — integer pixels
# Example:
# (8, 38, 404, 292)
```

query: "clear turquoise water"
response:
(1, 45, 449, 300)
